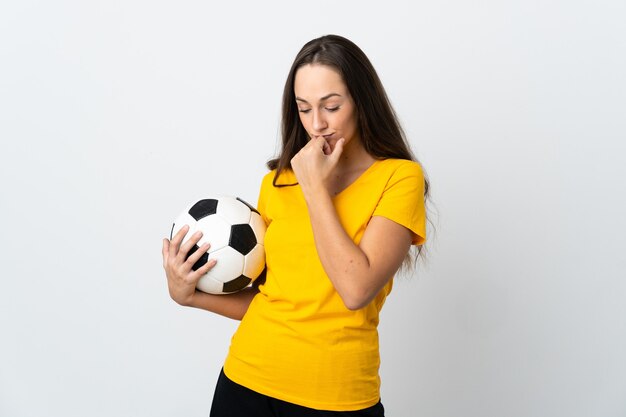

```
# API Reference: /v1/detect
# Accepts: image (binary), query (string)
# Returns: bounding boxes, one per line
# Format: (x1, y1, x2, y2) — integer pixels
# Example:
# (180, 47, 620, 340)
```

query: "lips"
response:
(311, 134, 335, 140)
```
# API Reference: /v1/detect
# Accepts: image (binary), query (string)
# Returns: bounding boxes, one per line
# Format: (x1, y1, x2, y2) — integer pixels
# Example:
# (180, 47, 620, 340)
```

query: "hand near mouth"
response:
(312, 135, 334, 155)
(291, 136, 346, 198)
(322, 139, 332, 155)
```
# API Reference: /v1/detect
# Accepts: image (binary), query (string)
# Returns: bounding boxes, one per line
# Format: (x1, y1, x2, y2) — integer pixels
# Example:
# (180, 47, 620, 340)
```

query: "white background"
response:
(1, 1, 625, 416)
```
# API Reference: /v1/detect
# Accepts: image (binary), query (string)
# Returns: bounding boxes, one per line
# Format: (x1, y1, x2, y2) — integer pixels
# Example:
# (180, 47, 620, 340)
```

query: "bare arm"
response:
(183, 286, 258, 321)
(291, 138, 413, 310)
(304, 189, 411, 310)
(162, 225, 258, 321)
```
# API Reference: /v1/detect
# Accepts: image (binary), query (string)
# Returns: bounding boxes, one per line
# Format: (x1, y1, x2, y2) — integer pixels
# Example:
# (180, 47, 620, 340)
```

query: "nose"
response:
(312, 109, 327, 133)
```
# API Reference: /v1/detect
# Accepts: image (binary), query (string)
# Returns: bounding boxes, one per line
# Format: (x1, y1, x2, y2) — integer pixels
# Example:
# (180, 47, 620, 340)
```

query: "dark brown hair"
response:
(268, 34, 431, 264)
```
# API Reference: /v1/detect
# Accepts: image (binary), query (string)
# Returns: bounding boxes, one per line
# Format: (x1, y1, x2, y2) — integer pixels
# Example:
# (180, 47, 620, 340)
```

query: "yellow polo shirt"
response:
(224, 158, 426, 411)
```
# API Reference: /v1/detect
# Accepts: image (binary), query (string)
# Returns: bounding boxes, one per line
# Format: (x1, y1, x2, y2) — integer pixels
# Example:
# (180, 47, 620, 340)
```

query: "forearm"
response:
(184, 286, 259, 320)
(304, 189, 378, 310)
(290, 137, 412, 310)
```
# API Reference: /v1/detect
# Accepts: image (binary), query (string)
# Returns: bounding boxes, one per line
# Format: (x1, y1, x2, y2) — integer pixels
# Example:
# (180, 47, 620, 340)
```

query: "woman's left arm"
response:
(292, 137, 413, 310)
(307, 193, 412, 310)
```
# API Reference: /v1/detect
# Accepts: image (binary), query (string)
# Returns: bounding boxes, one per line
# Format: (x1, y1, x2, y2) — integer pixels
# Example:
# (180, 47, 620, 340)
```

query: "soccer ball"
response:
(170, 196, 266, 294)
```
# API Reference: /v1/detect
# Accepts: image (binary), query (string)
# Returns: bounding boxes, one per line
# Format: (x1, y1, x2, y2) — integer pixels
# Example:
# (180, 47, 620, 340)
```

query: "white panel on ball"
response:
(243, 244, 265, 278)
(196, 272, 223, 294)
(195, 215, 231, 252)
(198, 246, 245, 292)
(216, 197, 251, 225)
(171, 211, 196, 238)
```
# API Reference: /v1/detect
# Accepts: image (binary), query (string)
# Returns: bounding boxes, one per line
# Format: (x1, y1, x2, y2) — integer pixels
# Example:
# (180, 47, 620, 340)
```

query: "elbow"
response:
(340, 290, 375, 311)
(344, 300, 368, 311)
(334, 274, 387, 311)
(332, 267, 389, 311)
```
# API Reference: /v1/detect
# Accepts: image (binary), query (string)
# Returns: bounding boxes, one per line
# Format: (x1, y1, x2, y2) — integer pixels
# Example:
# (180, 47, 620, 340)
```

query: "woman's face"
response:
(294, 64, 359, 152)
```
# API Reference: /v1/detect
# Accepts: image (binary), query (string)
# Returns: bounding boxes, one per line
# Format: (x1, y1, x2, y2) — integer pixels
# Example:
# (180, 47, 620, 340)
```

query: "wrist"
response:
(173, 289, 197, 307)
(183, 290, 203, 307)
(301, 182, 331, 204)
(303, 189, 335, 222)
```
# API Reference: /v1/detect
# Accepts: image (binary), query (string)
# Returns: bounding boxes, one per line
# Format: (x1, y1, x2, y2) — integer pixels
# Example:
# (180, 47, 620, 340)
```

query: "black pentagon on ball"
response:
(229, 224, 257, 255)
(188, 199, 218, 221)
(223, 275, 252, 293)
(187, 244, 209, 271)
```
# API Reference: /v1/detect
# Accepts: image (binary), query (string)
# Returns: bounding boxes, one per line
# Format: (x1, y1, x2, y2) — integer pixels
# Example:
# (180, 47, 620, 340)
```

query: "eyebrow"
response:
(295, 93, 342, 103)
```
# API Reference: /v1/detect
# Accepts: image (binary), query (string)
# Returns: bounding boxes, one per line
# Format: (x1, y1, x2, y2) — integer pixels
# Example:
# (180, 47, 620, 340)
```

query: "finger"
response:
(192, 257, 218, 280)
(169, 224, 190, 258)
(162, 238, 170, 267)
(329, 138, 345, 163)
(184, 241, 211, 267)
(308, 136, 326, 151)
(322, 140, 332, 155)
(177, 230, 204, 262)
(309, 136, 330, 156)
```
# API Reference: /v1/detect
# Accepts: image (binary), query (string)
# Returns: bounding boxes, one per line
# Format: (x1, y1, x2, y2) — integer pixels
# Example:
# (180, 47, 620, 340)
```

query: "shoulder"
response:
(375, 158, 424, 182)
(261, 168, 298, 189)
(261, 170, 276, 186)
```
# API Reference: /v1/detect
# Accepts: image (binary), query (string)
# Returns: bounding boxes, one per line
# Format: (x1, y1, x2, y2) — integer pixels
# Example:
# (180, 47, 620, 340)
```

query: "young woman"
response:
(162, 34, 429, 416)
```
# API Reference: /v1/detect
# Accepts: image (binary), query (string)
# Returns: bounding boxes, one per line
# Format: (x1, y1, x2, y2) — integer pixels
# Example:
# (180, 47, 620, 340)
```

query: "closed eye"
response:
(298, 107, 340, 113)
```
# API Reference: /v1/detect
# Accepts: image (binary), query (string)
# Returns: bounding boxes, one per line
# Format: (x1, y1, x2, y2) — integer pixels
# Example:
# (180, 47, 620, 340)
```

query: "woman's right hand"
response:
(162, 225, 217, 306)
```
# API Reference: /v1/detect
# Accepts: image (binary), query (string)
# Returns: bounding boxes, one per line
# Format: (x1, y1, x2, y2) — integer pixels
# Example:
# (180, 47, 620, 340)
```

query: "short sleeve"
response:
(373, 161, 426, 245)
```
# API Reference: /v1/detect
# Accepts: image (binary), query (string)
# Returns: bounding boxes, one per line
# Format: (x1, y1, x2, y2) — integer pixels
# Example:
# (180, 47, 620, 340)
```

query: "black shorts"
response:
(210, 368, 385, 417)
